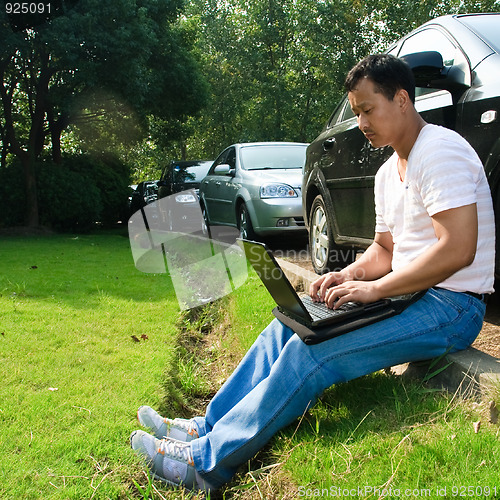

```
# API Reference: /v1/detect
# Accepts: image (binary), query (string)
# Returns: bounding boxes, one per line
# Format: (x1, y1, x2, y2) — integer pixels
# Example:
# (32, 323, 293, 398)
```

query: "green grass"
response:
(0, 230, 180, 499)
(1, 230, 499, 499)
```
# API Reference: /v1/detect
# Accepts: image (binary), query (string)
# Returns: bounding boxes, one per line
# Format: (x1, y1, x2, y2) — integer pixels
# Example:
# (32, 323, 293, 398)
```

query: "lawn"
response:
(1, 230, 499, 499)
(0, 229, 181, 499)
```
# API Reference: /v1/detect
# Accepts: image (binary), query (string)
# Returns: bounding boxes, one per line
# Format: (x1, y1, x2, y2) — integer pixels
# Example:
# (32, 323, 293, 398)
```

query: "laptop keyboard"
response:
(301, 294, 361, 320)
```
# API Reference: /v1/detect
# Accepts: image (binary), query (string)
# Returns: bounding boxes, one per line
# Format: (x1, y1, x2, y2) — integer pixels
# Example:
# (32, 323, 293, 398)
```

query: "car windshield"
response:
(460, 14, 500, 53)
(240, 145, 307, 170)
(173, 161, 212, 183)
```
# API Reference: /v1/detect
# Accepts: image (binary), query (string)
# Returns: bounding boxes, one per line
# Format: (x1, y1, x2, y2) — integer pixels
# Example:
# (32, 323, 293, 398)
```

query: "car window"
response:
(208, 149, 228, 174)
(327, 97, 356, 127)
(173, 163, 208, 183)
(398, 28, 462, 66)
(341, 98, 355, 121)
(460, 14, 500, 53)
(239, 145, 306, 170)
(398, 27, 470, 87)
(226, 148, 236, 169)
(326, 100, 346, 128)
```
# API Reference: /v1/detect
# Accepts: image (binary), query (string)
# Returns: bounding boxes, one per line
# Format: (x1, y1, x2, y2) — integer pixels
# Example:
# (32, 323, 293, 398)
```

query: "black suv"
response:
(303, 13, 500, 274)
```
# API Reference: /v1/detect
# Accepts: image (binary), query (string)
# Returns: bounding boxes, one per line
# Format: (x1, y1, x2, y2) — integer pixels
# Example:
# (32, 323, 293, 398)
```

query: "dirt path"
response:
(475, 295, 500, 358)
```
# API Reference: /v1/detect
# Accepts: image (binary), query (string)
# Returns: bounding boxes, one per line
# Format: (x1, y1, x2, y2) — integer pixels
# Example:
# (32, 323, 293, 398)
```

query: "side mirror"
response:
(214, 164, 235, 176)
(401, 50, 469, 94)
(402, 51, 445, 86)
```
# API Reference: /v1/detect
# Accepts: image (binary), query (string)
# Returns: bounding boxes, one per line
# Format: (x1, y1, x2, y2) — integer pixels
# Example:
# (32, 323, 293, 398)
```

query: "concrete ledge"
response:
(391, 349, 500, 399)
(276, 257, 500, 398)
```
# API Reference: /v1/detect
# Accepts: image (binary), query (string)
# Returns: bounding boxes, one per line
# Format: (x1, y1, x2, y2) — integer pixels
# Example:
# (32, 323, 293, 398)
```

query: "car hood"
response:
(249, 169, 303, 188)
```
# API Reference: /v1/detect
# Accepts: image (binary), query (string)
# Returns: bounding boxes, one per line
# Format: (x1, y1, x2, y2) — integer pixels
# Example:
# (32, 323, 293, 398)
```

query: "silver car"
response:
(199, 142, 308, 240)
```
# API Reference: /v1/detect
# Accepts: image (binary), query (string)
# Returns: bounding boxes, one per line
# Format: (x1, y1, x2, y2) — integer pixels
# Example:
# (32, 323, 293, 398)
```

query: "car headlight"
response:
(260, 183, 298, 198)
(175, 193, 197, 203)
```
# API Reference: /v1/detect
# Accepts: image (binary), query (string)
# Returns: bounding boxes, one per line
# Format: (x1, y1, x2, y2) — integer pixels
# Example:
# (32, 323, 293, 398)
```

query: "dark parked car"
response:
(157, 160, 213, 199)
(129, 180, 159, 216)
(303, 13, 500, 274)
(156, 160, 212, 231)
(199, 142, 308, 240)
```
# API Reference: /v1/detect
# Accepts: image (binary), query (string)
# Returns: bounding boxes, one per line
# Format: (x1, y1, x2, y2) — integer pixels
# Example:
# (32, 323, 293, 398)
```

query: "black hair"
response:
(344, 54, 416, 104)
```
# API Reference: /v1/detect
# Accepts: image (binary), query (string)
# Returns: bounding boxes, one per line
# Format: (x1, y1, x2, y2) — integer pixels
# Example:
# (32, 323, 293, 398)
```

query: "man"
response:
(130, 54, 495, 492)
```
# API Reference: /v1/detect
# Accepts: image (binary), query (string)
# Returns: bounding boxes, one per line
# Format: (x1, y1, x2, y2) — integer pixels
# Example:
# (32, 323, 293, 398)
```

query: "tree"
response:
(181, 0, 499, 161)
(183, 0, 401, 158)
(0, 0, 208, 226)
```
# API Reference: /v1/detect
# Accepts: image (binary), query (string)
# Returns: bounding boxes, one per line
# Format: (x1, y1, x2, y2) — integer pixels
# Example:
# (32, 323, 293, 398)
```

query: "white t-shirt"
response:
(374, 124, 495, 294)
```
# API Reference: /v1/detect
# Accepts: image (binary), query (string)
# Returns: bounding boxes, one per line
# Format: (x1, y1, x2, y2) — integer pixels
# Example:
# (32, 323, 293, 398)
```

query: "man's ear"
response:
(396, 88, 411, 111)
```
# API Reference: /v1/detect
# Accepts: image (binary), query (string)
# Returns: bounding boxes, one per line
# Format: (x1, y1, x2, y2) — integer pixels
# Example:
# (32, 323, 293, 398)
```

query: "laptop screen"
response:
(238, 239, 309, 318)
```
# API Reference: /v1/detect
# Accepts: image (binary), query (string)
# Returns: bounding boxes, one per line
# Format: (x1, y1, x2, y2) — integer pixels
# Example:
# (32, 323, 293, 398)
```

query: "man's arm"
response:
(321, 203, 478, 308)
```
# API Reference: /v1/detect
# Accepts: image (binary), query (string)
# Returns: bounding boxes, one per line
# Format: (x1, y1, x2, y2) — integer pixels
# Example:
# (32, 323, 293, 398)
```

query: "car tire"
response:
(309, 194, 354, 274)
(238, 203, 256, 240)
(201, 203, 211, 238)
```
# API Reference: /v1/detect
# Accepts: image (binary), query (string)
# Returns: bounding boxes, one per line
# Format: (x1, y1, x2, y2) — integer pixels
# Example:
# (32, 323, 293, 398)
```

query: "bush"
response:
(79, 153, 131, 227)
(37, 161, 102, 232)
(0, 154, 131, 231)
(0, 161, 26, 227)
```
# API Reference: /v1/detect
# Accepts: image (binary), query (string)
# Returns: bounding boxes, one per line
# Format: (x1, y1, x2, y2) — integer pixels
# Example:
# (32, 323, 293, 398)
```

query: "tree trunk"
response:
(21, 153, 39, 227)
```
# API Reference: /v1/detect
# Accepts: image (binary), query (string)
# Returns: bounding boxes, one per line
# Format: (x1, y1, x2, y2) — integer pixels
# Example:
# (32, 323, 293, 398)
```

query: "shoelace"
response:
(158, 438, 194, 464)
(165, 417, 199, 438)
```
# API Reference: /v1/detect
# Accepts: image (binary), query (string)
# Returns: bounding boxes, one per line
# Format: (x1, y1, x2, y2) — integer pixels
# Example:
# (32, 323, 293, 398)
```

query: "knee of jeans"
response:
(265, 319, 296, 343)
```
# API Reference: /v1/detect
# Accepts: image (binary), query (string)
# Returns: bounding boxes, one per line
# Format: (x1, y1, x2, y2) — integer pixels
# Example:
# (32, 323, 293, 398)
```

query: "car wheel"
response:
(238, 203, 256, 240)
(309, 194, 354, 274)
(201, 203, 211, 238)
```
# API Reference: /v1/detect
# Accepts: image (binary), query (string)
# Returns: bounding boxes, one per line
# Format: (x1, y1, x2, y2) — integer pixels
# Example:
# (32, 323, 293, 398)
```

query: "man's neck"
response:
(394, 114, 427, 182)
(395, 114, 427, 161)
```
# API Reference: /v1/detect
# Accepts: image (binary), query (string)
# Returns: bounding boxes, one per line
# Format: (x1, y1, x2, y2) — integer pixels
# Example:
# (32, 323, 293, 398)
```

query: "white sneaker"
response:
(137, 406, 200, 441)
(130, 430, 214, 491)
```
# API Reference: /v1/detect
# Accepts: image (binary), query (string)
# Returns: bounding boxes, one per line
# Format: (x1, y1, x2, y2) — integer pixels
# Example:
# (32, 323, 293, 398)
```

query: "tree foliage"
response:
(0, 0, 208, 226)
(2, 0, 499, 228)
(181, 0, 499, 160)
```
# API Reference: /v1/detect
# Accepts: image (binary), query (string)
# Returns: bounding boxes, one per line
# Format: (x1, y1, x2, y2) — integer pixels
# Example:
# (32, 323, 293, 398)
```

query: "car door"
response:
(201, 149, 228, 224)
(212, 146, 239, 225)
(397, 27, 469, 131)
(201, 147, 237, 225)
(332, 28, 467, 241)
(322, 97, 378, 241)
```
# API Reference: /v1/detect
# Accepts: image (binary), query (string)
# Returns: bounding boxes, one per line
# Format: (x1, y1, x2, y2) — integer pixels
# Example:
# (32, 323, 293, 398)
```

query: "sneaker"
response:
(130, 430, 214, 491)
(137, 406, 200, 442)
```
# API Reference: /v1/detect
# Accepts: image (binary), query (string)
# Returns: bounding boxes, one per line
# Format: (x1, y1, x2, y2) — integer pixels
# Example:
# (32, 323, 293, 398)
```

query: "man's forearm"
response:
(343, 240, 393, 282)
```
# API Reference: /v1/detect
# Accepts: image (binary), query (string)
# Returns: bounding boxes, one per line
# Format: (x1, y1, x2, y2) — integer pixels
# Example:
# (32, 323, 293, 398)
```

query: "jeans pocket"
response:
(449, 309, 484, 351)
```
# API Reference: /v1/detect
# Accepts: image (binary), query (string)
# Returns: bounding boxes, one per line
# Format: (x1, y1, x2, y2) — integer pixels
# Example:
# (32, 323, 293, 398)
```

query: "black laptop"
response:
(238, 239, 426, 344)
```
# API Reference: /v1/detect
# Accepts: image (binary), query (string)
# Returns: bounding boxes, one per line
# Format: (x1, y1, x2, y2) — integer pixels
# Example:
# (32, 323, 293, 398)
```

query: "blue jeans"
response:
(190, 288, 485, 488)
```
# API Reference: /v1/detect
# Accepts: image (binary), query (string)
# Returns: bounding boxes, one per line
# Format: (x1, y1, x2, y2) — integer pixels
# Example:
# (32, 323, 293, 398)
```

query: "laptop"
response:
(238, 239, 426, 344)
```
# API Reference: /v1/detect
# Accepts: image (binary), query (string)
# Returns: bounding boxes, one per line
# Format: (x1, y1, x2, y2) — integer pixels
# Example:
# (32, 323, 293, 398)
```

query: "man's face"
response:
(348, 77, 404, 150)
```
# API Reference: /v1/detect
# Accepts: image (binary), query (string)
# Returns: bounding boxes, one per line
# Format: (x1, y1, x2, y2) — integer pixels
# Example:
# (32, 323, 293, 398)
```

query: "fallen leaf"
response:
(489, 401, 499, 424)
(141, 334, 149, 341)
(131, 335, 141, 342)
(473, 420, 481, 433)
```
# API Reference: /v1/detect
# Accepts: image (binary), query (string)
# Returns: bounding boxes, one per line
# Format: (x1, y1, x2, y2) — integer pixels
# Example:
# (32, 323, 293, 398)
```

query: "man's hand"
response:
(308, 231, 394, 307)
(323, 280, 382, 309)
(309, 271, 348, 303)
